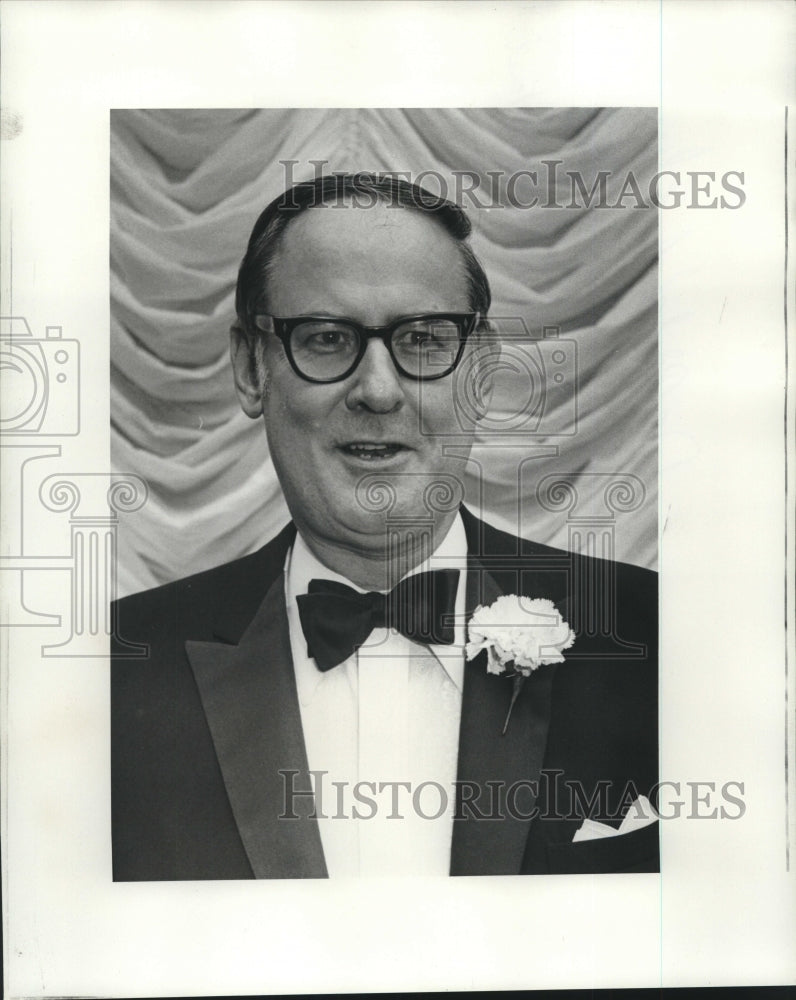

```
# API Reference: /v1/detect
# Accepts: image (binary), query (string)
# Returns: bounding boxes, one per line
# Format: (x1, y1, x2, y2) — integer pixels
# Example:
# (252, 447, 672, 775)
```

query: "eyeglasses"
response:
(253, 312, 479, 384)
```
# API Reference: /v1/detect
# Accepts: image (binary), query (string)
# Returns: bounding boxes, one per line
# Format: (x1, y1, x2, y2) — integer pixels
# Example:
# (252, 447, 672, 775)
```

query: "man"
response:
(112, 173, 658, 880)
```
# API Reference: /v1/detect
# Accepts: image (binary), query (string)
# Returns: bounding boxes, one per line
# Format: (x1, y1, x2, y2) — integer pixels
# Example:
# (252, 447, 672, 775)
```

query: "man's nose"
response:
(344, 337, 405, 413)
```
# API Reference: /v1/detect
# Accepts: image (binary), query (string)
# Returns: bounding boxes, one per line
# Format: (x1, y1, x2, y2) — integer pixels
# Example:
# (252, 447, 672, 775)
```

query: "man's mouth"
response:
(339, 442, 407, 461)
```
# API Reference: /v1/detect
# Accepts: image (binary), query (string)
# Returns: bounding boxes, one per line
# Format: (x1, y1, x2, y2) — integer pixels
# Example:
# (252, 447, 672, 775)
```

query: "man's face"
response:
(233, 200, 486, 565)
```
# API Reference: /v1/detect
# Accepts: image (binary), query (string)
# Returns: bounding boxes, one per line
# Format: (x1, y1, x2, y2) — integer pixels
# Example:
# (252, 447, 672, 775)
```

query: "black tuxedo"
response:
(112, 508, 658, 880)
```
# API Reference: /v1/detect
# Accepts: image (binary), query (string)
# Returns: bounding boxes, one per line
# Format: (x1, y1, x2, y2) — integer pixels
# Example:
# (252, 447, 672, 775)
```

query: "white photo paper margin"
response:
(1, 1, 794, 996)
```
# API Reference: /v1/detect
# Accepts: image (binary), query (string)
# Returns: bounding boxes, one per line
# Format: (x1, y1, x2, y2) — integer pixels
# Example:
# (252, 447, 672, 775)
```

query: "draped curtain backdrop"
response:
(111, 108, 657, 598)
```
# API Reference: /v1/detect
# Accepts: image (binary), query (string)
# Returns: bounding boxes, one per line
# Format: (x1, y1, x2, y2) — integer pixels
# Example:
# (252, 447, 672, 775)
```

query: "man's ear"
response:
(467, 319, 500, 419)
(230, 321, 264, 418)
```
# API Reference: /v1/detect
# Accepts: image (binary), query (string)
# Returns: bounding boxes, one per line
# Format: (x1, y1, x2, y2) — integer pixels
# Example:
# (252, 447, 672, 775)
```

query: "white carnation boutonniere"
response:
(465, 595, 575, 735)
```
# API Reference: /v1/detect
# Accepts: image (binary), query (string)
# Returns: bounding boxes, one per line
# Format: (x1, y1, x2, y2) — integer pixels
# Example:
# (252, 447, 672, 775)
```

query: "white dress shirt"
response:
(284, 515, 467, 877)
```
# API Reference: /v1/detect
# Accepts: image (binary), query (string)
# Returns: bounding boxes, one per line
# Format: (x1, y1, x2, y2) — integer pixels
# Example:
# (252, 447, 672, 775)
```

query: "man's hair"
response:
(235, 172, 491, 336)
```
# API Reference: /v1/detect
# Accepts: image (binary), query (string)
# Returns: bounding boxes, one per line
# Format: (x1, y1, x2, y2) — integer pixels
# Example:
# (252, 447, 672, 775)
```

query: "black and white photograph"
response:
(1, 2, 794, 997)
(110, 109, 660, 882)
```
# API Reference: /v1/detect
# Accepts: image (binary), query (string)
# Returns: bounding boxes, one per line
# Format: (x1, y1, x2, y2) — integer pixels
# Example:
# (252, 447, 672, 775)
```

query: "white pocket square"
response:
(572, 795, 657, 843)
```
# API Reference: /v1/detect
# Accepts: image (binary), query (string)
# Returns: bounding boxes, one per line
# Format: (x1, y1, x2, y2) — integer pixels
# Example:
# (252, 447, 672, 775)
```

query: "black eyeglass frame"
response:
(253, 311, 480, 384)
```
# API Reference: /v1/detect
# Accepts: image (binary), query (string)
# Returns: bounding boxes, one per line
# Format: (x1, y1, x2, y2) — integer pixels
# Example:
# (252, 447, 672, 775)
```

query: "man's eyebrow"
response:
(278, 310, 353, 321)
(271, 310, 458, 323)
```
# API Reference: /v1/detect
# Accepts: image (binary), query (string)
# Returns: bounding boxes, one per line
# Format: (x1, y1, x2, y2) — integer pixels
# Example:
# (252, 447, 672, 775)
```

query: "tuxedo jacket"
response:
(111, 508, 658, 880)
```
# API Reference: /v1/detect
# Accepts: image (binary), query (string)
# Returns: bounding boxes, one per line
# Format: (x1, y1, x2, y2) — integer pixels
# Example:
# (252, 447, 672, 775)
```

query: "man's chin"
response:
(328, 492, 457, 540)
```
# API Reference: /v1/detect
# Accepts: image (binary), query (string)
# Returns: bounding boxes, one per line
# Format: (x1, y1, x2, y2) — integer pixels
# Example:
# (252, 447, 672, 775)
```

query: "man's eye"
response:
(294, 324, 356, 352)
(315, 329, 344, 345)
(394, 325, 433, 346)
(394, 322, 456, 350)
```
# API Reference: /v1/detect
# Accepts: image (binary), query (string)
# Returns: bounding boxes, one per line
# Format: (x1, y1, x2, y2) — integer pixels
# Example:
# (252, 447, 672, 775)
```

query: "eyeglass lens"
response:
(290, 317, 463, 380)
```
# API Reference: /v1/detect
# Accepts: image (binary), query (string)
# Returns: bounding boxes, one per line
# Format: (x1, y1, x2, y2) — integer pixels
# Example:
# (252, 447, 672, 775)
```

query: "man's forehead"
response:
(266, 199, 470, 314)
(277, 198, 459, 254)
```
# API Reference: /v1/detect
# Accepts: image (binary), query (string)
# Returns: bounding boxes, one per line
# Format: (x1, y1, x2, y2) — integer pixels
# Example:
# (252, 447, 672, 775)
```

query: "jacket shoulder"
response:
(113, 521, 296, 646)
(463, 508, 657, 604)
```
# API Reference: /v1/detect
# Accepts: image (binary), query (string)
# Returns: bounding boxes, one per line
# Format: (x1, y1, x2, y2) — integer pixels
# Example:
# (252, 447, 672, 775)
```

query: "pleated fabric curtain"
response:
(111, 108, 657, 598)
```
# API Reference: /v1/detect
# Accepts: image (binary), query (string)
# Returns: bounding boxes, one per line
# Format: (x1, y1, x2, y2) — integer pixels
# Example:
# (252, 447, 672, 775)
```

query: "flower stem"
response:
(501, 673, 526, 736)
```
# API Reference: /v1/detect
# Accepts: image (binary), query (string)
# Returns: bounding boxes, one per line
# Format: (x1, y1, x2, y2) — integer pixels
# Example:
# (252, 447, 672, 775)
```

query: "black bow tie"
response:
(296, 569, 459, 672)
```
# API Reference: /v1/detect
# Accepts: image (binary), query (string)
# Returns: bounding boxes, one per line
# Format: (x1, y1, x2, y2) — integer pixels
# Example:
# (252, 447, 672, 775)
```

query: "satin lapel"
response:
(185, 573, 327, 879)
(450, 558, 557, 876)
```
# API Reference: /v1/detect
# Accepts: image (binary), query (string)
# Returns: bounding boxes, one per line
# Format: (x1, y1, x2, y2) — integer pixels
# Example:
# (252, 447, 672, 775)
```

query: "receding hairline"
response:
(257, 197, 475, 314)
(275, 197, 469, 280)
(236, 173, 492, 333)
